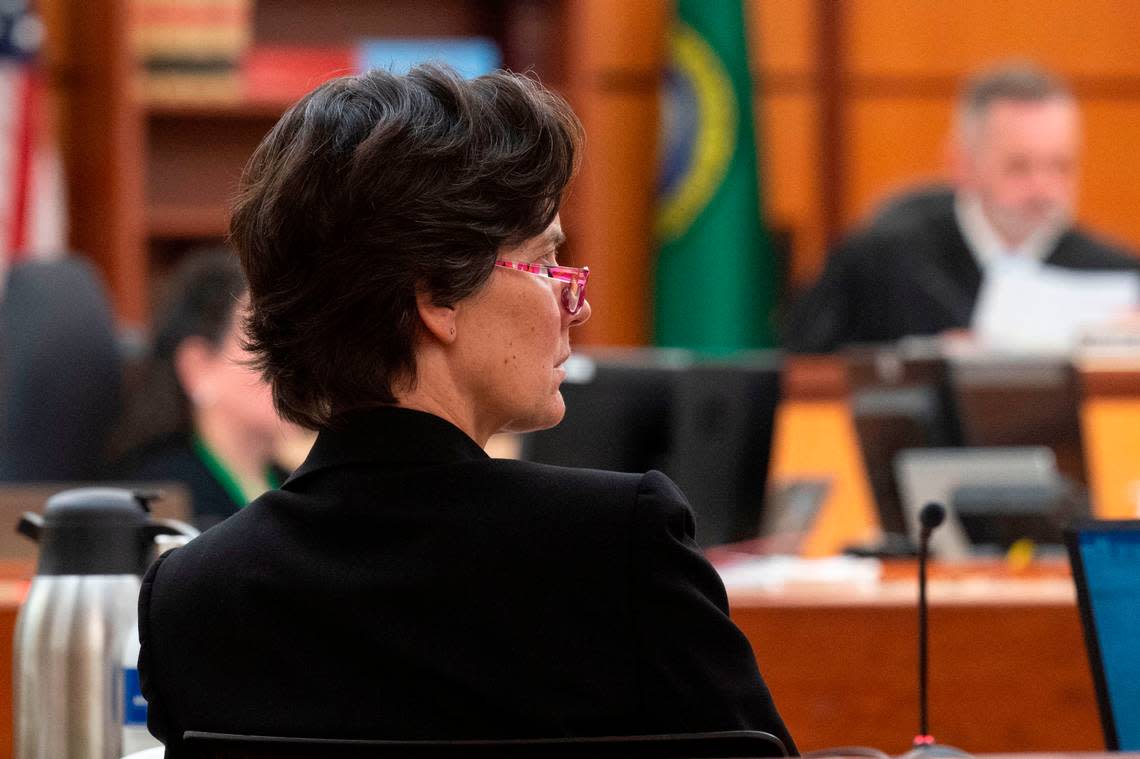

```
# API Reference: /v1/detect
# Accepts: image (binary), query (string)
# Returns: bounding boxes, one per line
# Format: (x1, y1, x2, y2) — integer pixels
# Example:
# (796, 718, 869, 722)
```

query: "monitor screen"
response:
(519, 350, 686, 475)
(520, 350, 781, 548)
(1071, 523, 1140, 750)
(667, 357, 781, 547)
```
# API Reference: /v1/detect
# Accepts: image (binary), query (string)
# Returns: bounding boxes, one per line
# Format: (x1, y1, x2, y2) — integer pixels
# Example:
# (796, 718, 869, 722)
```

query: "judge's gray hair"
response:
(955, 62, 1075, 147)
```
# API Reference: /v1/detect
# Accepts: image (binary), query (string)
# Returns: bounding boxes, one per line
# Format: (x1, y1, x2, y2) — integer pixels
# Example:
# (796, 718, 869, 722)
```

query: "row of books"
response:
(134, 0, 252, 103)
(134, 0, 502, 106)
(243, 39, 501, 104)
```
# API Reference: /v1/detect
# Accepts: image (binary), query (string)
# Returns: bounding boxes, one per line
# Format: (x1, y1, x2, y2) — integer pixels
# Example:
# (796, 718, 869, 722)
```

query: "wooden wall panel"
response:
(569, 0, 665, 76)
(750, 0, 821, 287)
(748, 0, 816, 77)
(748, 1, 821, 286)
(757, 94, 824, 284)
(53, 1, 148, 326)
(563, 0, 665, 346)
(1076, 101, 1140, 249)
(844, 97, 951, 227)
(845, 0, 1140, 77)
(567, 91, 660, 346)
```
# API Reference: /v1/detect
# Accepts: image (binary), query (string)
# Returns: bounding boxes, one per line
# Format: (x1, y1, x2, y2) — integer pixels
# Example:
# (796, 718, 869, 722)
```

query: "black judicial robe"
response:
(784, 191, 1140, 353)
(138, 406, 795, 757)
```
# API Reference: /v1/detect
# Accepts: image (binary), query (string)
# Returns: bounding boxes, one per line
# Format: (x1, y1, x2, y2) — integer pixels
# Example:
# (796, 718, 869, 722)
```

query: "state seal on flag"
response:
(655, 22, 737, 243)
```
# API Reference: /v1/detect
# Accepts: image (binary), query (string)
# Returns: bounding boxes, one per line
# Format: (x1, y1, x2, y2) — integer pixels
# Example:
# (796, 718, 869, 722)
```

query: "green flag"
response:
(654, 1, 777, 352)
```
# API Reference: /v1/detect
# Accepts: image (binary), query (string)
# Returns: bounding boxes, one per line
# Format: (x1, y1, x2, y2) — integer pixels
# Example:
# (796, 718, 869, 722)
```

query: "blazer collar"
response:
(286, 406, 489, 486)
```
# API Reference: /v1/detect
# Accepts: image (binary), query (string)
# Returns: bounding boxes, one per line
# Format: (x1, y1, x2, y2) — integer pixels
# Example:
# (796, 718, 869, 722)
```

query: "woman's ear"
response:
(415, 290, 458, 345)
(174, 336, 218, 407)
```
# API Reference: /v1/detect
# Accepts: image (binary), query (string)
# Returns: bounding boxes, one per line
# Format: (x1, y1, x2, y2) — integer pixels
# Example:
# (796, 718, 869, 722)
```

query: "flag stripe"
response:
(9, 68, 37, 258)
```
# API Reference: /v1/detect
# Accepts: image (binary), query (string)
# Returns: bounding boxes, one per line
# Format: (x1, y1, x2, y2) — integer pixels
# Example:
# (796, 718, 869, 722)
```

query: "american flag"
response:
(0, 0, 64, 277)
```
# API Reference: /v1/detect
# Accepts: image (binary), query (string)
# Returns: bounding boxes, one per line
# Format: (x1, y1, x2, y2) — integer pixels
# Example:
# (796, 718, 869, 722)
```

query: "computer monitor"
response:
(519, 349, 688, 475)
(520, 350, 782, 548)
(851, 385, 949, 537)
(1065, 520, 1140, 750)
(843, 342, 959, 552)
(667, 355, 782, 548)
(951, 355, 1086, 484)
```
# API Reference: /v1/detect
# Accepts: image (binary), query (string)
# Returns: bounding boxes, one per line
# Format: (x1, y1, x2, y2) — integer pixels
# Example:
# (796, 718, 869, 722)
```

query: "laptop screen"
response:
(1068, 521, 1140, 750)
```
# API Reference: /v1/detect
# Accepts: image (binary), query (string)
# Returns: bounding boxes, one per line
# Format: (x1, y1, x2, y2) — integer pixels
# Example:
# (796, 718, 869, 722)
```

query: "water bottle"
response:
(13, 487, 197, 759)
(121, 533, 193, 755)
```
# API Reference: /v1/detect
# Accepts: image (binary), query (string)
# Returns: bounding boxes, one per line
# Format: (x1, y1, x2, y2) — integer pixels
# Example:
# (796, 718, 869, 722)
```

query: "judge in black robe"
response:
(784, 187, 1140, 353)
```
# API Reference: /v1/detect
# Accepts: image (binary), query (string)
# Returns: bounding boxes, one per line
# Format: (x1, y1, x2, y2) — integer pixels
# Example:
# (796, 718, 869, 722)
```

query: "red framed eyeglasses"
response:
(494, 260, 590, 315)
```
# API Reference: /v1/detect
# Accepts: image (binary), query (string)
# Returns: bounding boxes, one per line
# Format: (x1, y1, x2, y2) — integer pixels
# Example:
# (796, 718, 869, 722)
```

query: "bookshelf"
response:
(50, 0, 661, 336)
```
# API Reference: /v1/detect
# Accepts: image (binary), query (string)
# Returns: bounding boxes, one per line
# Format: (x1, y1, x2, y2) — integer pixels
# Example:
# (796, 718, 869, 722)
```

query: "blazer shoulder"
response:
(481, 460, 687, 524)
(483, 457, 649, 492)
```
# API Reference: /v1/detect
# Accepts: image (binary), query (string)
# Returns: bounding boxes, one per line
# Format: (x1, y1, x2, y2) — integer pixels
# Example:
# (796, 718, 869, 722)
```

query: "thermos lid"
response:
(24, 487, 160, 576)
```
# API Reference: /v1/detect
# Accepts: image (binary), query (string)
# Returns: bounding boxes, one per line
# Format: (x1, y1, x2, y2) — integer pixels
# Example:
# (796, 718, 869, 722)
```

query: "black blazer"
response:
(784, 189, 1140, 352)
(139, 407, 795, 757)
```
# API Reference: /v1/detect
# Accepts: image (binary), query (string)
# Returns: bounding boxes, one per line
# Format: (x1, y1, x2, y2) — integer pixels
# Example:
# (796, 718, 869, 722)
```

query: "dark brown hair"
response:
(230, 65, 584, 429)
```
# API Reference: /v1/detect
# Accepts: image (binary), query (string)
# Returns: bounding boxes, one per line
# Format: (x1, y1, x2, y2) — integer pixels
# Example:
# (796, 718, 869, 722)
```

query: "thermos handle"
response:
(16, 512, 43, 542)
(145, 518, 200, 540)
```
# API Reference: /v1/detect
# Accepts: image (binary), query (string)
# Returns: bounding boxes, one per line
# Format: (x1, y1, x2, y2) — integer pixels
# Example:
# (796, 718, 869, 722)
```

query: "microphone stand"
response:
(901, 502, 970, 759)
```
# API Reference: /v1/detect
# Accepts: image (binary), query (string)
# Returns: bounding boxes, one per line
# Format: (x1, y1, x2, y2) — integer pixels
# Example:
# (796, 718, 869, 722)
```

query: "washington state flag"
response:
(654, 1, 777, 351)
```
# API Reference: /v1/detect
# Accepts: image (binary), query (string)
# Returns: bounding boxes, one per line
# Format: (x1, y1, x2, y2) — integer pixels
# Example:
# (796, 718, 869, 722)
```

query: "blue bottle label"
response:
(124, 667, 148, 725)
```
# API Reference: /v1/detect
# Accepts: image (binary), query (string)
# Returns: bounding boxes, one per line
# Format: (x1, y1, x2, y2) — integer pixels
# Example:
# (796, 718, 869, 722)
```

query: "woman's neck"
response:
(194, 411, 276, 499)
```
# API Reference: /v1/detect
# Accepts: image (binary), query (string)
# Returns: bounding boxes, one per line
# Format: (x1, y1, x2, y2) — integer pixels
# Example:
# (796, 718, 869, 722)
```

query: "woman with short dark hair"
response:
(138, 65, 794, 756)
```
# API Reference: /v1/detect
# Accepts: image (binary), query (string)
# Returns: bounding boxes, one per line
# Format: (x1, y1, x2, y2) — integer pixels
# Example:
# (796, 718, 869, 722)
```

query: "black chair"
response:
(181, 730, 789, 759)
(0, 257, 122, 481)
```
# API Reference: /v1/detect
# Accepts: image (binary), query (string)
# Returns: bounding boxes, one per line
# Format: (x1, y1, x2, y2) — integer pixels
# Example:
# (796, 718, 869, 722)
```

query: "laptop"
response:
(1065, 520, 1140, 750)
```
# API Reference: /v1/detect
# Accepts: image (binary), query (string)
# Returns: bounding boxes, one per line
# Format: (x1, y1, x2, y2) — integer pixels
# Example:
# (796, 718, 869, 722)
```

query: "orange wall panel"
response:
(758, 93, 824, 284)
(844, 96, 953, 227)
(568, 91, 659, 346)
(845, 0, 1140, 78)
(568, 0, 666, 76)
(748, 0, 816, 77)
(563, 0, 665, 346)
(1076, 100, 1140, 253)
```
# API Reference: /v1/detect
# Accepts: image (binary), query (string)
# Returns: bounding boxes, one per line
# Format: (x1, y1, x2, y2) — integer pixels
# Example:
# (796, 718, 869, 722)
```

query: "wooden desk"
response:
(769, 356, 879, 556)
(0, 577, 29, 759)
(726, 561, 1101, 755)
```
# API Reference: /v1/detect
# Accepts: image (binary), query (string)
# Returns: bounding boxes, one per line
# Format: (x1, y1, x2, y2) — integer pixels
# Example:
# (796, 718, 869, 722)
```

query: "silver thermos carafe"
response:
(13, 487, 197, 759)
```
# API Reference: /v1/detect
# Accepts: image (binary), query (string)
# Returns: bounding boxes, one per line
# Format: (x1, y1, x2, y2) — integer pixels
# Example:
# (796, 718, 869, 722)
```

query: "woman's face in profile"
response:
(185, 305, 280, 440)
(451, 216, 591, 437)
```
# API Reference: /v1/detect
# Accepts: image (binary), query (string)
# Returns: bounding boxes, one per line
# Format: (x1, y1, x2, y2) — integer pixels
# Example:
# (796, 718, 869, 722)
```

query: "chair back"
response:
(0, 258, 122, 481)
(182, 730, 788, 759)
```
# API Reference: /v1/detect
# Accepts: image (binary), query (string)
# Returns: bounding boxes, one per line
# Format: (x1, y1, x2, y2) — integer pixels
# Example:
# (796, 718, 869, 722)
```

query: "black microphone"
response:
(902, 502, 970, 759)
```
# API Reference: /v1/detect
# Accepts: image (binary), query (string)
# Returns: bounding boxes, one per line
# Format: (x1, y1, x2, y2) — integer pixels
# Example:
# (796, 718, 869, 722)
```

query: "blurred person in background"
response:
(107, 250, 287, 529)
(786, 61, 1140, 353)
(136, 65, 795, 756)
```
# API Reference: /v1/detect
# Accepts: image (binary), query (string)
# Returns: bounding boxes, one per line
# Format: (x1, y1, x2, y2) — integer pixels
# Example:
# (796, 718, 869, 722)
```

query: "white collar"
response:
(954, 193, 1064, 268)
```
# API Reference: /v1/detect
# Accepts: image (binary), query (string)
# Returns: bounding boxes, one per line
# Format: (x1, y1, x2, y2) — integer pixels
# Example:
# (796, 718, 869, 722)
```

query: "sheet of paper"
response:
(972, 261, 1140, 353)
(715, 555, 882, 590)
